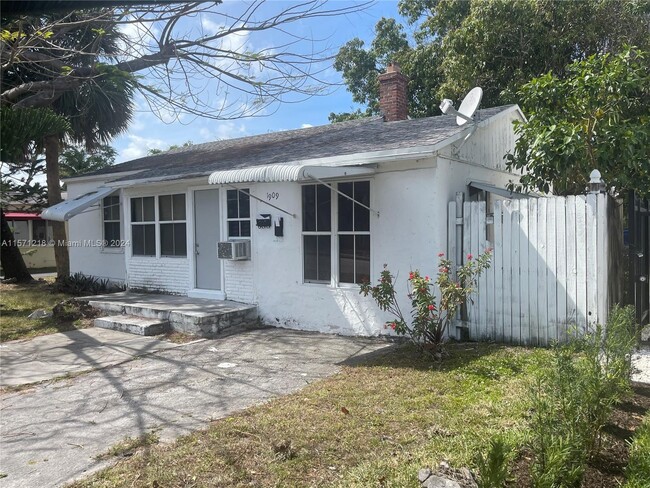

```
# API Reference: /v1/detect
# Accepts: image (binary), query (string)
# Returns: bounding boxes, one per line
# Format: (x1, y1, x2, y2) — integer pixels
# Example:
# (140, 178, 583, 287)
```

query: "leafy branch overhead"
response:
(506, 47, 650, 197)
(332, 0, 649, 121)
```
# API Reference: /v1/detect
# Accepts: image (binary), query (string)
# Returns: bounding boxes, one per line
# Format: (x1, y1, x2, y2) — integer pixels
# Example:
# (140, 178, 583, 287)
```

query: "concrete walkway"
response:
(0, 327, 390, 488)
(0, 328, 178, 387)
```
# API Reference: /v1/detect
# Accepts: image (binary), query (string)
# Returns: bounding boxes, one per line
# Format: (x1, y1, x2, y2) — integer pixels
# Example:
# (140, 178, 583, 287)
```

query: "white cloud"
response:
(301, 123, 313, 128)
(120, 134, 167, 161)
(199, 121, 248, 141)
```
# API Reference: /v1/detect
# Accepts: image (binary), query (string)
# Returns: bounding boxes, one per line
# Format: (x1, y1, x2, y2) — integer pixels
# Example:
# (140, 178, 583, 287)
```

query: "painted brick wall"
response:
(128, 257, 190, 294)
(224, 260, 255, 303)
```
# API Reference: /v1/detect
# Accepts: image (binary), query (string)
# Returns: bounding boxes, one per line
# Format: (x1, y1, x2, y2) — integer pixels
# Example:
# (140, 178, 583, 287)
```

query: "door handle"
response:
(195, 243, 200, 255)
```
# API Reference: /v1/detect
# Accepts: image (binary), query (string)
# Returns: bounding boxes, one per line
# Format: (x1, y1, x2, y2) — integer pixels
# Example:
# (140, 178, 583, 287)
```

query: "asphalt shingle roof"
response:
(83, 106, 513, 184)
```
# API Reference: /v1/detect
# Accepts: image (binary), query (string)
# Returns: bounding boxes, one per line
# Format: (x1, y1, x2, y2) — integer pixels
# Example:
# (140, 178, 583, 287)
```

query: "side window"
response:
(102, 195, 121, 247)
(302, 184, 331, 282)
(227, 189, 251, 238)
(131, 196, 155, 256)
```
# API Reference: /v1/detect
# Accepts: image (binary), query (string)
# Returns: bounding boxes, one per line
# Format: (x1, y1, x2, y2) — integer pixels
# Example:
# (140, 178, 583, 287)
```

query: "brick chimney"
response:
(378, 62, 409, 122)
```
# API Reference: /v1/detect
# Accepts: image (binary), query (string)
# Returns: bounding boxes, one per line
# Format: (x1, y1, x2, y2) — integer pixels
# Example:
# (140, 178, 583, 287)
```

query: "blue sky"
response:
(113, 1, 405, 162)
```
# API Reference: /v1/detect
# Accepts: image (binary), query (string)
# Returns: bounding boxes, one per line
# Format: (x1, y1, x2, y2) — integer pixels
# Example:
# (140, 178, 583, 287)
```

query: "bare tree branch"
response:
(1, 1, 374, 120)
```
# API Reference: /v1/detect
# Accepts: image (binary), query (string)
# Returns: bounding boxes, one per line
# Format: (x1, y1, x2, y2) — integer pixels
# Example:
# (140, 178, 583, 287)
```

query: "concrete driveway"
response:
(0, 327, 390, 488)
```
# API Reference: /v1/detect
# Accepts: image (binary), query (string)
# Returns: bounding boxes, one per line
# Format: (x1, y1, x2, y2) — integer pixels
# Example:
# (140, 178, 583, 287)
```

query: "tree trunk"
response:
(45, 134, 69, 278)
(0, 211, 34, 282)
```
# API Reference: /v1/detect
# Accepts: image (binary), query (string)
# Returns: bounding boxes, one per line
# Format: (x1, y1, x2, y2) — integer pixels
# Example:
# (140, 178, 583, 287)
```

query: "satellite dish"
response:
(439, 87, 483, 126)
(456, 87, 483, 126)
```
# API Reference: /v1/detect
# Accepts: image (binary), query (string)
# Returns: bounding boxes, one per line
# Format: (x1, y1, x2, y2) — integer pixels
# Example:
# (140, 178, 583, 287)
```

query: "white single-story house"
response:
(43, 65, 525, 336)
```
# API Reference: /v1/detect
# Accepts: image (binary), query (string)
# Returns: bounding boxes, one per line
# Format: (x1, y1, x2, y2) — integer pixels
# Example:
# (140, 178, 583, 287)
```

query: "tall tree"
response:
(505, 47, 650, 197)
(0, 107, 69, 282)
(59, 145, 116, 178)
(332, 0, 650, 119)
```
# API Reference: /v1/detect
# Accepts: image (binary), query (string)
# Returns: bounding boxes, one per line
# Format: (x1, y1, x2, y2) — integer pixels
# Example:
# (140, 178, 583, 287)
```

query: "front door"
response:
(194, 189, 221, 290)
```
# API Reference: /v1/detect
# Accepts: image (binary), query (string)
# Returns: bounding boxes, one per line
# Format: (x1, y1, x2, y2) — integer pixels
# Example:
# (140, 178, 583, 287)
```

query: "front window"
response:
(227, 189, 251, 238)
(338, 181, 370, 284)
(159, 194, 187, 257)
(302, 184, 331, 282)
(301, 181, 371, 285)
(131, 196, 155, 256)
(102, 195, 121, 247)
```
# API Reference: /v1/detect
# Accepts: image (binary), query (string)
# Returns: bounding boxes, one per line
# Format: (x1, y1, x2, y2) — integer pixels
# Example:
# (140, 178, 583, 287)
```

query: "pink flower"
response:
(390, 322, 396, 330)
(438, 252, 445, 257)
(485, 247, 493, 253)
(425, 276, 430, 281)
(428, 304, 435, 311)
(409, 272, 415, 280)
(467, 253, 473, 260)
(439, 267, 449, 273)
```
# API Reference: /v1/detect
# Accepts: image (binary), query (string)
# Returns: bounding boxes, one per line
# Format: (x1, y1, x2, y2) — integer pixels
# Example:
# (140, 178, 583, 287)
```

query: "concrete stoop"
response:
(94, 315, 170, 336)
(84, 292, 258, 338)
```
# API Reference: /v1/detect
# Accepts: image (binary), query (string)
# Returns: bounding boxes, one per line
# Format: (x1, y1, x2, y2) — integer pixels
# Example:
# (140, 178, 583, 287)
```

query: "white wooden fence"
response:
(448, 193, 623, 345)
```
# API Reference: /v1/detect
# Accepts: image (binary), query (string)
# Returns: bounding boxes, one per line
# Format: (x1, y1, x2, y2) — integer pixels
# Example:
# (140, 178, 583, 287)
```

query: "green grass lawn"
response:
(69, 343, 551, 488)
(0, 280, 89, 342)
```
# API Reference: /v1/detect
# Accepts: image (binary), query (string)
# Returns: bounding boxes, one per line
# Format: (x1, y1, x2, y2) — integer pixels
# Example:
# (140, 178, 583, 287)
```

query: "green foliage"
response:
(474, 435, 516, 488)
(0, 106, 69, 163)
(529, 305, 638, 487)
(59, 145, 116, 178)
(0, 107, 70, 209)
(53, 272, 125, 296)
(506, 47, 650, 196)
(360, 251, 491, 353)
(624, 413, 650, 488)
(333, 0, 650, 119)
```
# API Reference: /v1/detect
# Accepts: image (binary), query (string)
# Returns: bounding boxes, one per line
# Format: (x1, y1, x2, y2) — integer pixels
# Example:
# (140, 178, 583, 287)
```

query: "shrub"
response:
(53, 272, 125, 296)
(529, 305, 638, 487)
(359, 251, 491, 354)
(474, 435, 516, 488)
(624, 413, 650, 488)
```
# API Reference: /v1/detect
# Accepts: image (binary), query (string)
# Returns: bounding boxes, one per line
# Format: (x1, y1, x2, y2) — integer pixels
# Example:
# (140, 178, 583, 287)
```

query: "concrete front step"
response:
(94, 315, 171, 336)
(84, 292, 258, 338)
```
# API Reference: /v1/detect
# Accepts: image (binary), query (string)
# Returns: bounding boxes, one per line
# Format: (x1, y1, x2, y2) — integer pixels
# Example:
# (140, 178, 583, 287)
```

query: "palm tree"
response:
(45, 66, 136, 277)
(1, 107, 70, 282)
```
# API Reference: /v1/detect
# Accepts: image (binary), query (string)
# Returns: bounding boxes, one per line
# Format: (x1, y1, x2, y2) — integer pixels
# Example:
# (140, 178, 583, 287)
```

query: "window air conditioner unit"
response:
(217, 240, 251, 260)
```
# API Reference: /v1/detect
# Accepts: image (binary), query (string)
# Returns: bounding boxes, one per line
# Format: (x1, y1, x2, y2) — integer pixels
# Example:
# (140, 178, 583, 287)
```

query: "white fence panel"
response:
(450, 193, 616, 345)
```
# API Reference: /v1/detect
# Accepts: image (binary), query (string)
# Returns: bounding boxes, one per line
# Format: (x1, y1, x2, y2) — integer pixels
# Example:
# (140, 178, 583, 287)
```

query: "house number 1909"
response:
(267, 192, 279, 201)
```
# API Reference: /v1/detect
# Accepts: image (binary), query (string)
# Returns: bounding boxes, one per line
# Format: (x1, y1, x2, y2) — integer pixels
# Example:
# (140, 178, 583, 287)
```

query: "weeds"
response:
(53, 272, 125, 296)
(529, 305, 638, 487)
(624, 413, 650, 488)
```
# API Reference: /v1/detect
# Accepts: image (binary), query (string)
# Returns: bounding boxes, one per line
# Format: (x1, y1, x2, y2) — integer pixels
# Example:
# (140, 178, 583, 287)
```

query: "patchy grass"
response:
(95, 432, 160, 461)
(69, 343, 551, 488)
(0, 280, 90, 342)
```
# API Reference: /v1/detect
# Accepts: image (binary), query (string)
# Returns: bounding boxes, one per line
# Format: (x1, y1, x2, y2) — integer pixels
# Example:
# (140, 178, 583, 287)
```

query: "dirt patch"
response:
(52, 299, 100, 322)
(509, 382, 650, 487)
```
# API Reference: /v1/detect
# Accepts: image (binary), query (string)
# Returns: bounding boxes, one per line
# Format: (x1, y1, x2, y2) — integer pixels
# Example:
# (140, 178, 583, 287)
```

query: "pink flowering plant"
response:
(360, 250, 492, 354)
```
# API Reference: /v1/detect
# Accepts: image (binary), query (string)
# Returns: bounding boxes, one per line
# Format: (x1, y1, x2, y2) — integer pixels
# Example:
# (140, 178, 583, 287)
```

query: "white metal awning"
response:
(40, 186, 115, 221)
(208, 163, 375, 185)
(468, 181, 533, 199)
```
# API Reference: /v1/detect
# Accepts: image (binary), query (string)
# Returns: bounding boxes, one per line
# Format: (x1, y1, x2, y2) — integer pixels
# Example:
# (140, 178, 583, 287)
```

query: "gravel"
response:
(631, 345, 650, 384)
